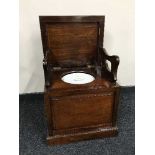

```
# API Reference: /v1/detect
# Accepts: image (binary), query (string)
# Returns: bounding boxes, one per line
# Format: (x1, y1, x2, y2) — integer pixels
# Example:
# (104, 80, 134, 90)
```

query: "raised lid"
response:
(39, 16, 105, 67)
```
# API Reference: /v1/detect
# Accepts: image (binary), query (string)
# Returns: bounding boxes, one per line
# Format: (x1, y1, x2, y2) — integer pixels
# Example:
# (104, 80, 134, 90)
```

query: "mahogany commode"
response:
(39, 16, 120, 145)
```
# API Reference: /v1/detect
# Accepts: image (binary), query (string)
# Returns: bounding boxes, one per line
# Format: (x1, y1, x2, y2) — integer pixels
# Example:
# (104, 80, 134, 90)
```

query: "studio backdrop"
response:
(19, 0, 134, 94)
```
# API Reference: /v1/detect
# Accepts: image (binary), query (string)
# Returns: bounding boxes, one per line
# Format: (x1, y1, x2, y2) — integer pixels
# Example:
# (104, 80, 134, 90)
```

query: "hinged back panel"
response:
(40, 16, 105, 67)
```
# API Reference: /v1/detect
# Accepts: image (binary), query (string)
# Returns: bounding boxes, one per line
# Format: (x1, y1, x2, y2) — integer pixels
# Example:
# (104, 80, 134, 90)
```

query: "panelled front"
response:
(50, 93, 114, 130)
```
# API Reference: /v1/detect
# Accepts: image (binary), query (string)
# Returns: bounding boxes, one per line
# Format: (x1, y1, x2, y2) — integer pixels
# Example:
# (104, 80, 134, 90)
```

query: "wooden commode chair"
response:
(39, 16, 120, 145)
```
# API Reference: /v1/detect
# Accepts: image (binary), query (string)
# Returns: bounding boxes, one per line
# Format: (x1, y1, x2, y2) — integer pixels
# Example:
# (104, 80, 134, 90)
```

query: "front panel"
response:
(51, 93, 114, 130)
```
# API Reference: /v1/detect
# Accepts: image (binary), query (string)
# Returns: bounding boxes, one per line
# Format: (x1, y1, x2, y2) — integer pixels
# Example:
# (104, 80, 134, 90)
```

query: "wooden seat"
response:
(47, 68, 113, 91)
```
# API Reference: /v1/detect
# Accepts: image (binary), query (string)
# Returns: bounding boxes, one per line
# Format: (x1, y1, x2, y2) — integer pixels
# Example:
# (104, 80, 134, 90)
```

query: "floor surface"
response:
(19, 87, 135, 155)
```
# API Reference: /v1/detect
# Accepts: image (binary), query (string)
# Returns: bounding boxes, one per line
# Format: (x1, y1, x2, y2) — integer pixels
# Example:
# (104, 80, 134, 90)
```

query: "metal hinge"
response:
(87, 64, 95, 68)
(53, 67, 62, 70)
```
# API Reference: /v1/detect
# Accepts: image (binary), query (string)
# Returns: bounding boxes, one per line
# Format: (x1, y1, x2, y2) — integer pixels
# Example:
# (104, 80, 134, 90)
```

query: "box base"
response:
(47, 126, 118, 145)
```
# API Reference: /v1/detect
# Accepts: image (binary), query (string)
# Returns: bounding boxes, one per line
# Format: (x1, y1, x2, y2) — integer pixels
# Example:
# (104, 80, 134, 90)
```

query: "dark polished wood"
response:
(39, 16, 120, 145)
(47, 127, 118, 145)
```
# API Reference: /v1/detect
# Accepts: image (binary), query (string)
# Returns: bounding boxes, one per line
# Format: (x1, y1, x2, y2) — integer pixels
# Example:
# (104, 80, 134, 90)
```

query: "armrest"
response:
(43, 50, 52, 87)
(99, 47, 120, 81)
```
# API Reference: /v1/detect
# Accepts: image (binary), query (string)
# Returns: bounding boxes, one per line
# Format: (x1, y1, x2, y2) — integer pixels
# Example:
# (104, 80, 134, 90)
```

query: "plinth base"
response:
(47, 126, 118, 145)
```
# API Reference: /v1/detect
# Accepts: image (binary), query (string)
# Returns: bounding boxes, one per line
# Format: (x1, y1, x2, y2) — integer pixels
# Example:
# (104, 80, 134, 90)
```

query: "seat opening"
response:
(61, 72, 95, 84)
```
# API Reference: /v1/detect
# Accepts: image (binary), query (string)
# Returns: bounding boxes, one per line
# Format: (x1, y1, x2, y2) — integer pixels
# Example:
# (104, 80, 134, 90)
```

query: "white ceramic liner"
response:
(61, 72, 95, 84)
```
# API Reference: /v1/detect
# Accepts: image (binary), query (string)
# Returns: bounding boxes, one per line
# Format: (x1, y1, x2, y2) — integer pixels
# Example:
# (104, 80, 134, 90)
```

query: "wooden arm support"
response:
(99, 47, 120, 82)
(43, 50, 52, 87)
